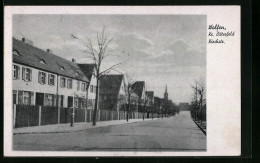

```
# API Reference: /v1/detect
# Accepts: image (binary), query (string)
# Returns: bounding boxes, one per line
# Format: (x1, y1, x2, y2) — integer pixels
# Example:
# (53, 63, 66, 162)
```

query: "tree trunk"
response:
(127, 104, 129, 122)
(92, 76, 99, 126)
(143, 105, 145, 121)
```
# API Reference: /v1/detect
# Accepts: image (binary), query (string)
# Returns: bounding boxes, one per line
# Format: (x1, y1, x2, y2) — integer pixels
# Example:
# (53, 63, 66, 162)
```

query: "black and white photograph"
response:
(4, 6, 241, 156)
(11, 14, 207, 151)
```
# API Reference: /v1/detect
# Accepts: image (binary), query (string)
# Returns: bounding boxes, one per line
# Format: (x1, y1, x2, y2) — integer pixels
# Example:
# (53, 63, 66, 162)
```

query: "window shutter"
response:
(44, 73, 46, 84)
(53, 95, 57, 107)
(48, 74, 50, 85)
(22, 67, 25, 80)
(17, 66, 20, 79)
(44, 93, 48, 106)
(38, 72, 41, 83)
(29, 92, 34, 105)
(18, 90, 23, 105)
(29, 69, 32, 81)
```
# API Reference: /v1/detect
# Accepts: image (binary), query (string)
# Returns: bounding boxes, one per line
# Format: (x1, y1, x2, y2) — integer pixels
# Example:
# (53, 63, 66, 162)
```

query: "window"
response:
(13, 50, 21, 56)
(48, 74, 55, 86)
(82, 82, 86, 92)
(90, 85, 93, 93)
(39, 59, 46, 65)
(60, 66, 65, 71)
(22, 67, 32, 82)
(47, 94, 54, 106)
(60, 77, 66, 88)
(78, 98, 84, 108)
(67, 79, 72, 89)
(94, 86, 96, 93)
(23, 91, 31, 105)
(60, 95, 64, 107)
(104, 95, 107, 100)
(13, 65, 20, 79)
(38, 72, 46, 84)
(77, 81, 80, 90)
(75, 98, 79, 108)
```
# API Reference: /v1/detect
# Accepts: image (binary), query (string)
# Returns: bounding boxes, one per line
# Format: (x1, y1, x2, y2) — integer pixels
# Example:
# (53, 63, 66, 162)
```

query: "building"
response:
(179, 102, 190, 111)
(78, 64, 97, 109)
(99, 74, 126, 111)
(12, 37, 89, 108)
(131, 81, 146, 111)
(146, 91, 154, 107)
(164, 85, 168, 100)
(153, 96, 163, 114)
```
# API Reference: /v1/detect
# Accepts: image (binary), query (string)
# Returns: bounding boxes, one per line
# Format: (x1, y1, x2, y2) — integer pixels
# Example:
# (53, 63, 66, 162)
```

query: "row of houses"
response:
(12, 37, 164, 112)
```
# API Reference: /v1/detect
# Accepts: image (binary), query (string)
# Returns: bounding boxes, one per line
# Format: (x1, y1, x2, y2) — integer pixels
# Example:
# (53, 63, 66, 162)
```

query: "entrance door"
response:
(68, 96, 73, 108)
(13, 93, 17, 105)
(36, 93, 44, 106)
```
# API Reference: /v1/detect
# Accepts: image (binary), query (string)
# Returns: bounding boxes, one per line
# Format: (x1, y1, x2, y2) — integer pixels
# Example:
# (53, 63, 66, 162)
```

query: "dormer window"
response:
(60, 66, 65, 71)
(13, 50, 21, 56)
(39, 59, 46, 65)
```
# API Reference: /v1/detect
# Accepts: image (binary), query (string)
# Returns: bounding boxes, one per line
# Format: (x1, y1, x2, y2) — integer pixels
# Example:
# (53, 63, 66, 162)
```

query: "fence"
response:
(13, 104, 160, 128)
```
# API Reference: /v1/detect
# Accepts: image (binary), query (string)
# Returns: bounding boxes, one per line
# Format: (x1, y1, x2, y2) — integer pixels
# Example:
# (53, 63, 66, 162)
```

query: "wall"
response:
(13, 62, 88, 108)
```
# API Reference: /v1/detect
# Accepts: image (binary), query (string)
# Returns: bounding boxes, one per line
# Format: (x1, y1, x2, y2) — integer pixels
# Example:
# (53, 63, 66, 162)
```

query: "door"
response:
(13, 93, 17, 105)
(36, 93, 44, 106)
(68, 96, 73, 108)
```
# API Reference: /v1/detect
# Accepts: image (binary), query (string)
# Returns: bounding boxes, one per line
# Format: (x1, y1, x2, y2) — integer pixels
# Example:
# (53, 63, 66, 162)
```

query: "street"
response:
(13, 111, 206, 151)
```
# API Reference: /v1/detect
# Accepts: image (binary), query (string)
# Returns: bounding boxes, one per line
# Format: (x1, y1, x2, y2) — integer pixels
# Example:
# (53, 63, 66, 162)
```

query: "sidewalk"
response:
(193, 120, 207, 135)
(13, 119, 154, 135)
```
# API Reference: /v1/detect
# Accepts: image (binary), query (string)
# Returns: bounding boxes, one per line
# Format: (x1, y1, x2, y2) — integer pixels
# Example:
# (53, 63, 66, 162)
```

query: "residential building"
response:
(99, 74, 127, 111)
(12, 37, 89, 108)
(146, 91, 154, 107)
(78, 63, 97, 109)
(179, 102, 190, 111)
(131, 81, 146, 111)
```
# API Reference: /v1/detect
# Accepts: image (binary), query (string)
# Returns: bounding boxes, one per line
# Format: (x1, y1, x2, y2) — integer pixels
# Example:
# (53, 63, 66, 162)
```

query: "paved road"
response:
(13, 111, 206, 151)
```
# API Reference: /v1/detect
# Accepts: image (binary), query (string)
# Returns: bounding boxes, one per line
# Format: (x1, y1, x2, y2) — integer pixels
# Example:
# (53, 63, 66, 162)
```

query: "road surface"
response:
(13, 111, 206, 151)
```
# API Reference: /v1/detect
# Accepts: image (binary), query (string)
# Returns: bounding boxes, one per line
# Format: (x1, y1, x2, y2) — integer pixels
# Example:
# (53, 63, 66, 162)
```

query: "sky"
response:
(13, 15, 206, 104)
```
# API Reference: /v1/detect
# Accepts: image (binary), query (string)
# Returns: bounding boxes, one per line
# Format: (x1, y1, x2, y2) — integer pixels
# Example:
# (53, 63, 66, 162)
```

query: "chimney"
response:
(22, 37, 33, 45)
(72, 58, 76, 63)
(47, 49, 52, 53)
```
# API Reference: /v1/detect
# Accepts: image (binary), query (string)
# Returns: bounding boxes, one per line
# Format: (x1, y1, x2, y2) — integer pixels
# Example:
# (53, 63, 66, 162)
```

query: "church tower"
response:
(164, 85, 168, 100)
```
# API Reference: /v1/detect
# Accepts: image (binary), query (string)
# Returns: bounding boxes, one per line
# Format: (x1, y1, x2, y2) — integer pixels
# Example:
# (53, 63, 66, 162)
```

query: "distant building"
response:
(99, 74, 126, 111)
(179, 102, 190, 111)
(164, 85, 168, 100)
(146, 91, 154, 107)
(131, 81, 146, 110)
(12, 37, 89, 108)
(78, 64, 97, 109)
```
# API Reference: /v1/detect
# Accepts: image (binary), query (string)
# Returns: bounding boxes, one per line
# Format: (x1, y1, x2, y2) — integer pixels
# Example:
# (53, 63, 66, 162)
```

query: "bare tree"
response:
(72, 27, 124, 126)
(191, 80, 206, 122)
(123, 75, 137, 122)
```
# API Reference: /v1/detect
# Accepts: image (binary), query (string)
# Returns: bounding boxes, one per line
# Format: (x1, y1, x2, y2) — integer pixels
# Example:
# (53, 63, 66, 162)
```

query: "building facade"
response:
(78, 64, 97, 110)
(99, 75, 127, 111)
(131, 81, 146, 111)
(12, 38, 89, 109)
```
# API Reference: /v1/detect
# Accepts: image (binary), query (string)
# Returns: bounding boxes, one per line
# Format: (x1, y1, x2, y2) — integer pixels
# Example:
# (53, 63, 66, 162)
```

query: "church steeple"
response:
(164, 84, 168, 100)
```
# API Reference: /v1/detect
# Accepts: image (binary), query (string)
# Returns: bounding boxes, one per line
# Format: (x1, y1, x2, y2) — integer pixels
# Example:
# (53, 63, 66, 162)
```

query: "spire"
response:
(164, 84, 168, 100)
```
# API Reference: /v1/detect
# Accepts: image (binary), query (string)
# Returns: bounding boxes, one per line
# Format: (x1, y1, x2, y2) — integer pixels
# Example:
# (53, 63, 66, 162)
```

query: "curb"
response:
(13, 119, 155, 135)
(193, 119, 206, 136)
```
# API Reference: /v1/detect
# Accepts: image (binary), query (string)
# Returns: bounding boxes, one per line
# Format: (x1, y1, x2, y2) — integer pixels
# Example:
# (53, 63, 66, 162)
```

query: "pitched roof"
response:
(77, 64, 95, 81)
(131, 81, 145, 98)
(99, 75, 124, 95)
(13, 38, 89, 82)
(146, 91, 154, 99)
